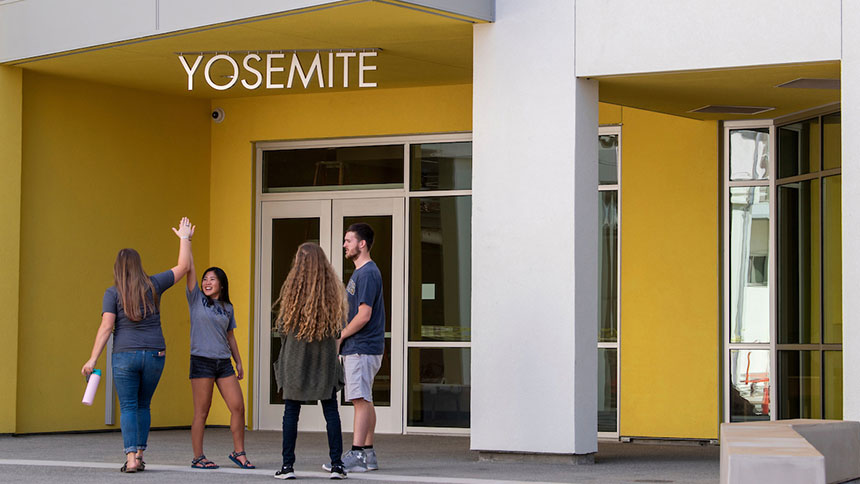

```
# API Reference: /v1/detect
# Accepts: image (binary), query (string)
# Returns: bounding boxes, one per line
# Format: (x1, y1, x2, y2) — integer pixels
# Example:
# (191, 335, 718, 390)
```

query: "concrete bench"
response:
(721, 419, 860, 484)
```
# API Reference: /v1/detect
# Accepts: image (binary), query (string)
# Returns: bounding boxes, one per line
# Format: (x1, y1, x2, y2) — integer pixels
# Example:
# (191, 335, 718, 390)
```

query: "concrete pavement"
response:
(0, 428, 719, 483)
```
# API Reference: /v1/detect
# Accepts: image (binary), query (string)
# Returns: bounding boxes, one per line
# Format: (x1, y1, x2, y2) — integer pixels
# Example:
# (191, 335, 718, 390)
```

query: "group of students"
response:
(81, 217, 385, 480)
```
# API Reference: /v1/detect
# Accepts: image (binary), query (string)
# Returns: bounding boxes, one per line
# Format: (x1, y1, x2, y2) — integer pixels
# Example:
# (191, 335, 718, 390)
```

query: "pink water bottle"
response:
(82, 369, 101, 406)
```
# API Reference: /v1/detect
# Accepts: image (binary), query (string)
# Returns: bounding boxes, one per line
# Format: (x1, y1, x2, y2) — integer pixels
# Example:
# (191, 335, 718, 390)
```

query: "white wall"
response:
(842, 0, 859, 423)
(472, 0, 598, 455)
(575, 0, 842, 76)
(0, 0, 492, 63)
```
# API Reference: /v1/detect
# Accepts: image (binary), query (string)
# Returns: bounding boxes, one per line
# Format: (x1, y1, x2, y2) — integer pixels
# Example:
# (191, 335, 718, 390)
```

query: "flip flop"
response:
(228, 451, 256, 469)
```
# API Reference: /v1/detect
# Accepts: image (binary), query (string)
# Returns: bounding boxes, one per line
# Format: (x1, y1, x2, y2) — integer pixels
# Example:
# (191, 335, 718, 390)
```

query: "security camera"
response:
(211, 108, 225, 123)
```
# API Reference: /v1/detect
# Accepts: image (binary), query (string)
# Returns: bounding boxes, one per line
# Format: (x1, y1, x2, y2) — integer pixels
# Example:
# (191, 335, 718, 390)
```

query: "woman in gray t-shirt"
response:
(81, 217, 195, 473)
(185, 251, 254, 470)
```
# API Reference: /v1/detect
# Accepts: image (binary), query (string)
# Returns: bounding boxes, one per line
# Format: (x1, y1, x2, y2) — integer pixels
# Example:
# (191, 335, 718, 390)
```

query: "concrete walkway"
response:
(0, 428, 719, 483)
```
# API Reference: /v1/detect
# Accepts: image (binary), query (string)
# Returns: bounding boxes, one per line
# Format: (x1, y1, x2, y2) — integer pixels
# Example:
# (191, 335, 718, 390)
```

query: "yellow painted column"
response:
(0, 66, 23, 434)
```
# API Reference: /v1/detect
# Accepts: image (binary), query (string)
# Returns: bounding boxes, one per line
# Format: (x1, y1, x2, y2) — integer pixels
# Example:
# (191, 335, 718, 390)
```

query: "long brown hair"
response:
(114, 248, 158, 321)
(274, 243, 347, 342)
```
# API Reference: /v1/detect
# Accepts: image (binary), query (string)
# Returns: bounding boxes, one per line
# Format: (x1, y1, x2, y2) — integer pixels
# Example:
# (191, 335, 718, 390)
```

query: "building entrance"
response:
(256, 198, 405, 433)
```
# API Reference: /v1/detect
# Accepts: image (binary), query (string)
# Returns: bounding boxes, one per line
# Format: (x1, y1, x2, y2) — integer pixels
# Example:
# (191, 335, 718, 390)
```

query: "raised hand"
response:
(172, 217, 195, 239)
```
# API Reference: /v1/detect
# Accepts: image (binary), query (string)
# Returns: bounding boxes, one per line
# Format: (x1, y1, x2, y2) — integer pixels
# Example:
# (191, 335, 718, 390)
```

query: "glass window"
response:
(778, 350, 821, 419)
(408, 197, 471, 342)
(598, 348, 618, 431)
(263, 145, 403, 192)
(599, 191, 618, 342)
(729, 349, 771, 422)
(777, 118, 820, 179)
(822, 113, 841, 170)
(777, 180, 821, 344)
(407, 348, 470, 428)
(823, 176, 842, 343)
(730, 129, 769, 181)
(598, 135, 619, 185)
(729, 187, 770, 343)
(410, 142, 472, 191)
(824, 351, 843, 419)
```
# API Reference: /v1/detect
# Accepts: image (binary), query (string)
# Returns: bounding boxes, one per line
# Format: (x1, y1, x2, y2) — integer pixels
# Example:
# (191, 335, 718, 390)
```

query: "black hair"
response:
(346, 222, 375, 250)
(201, 266, 231, 306)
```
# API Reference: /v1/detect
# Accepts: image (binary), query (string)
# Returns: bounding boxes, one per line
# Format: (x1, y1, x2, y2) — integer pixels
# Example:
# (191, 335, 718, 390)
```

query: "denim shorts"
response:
(189, 355, 235, 379)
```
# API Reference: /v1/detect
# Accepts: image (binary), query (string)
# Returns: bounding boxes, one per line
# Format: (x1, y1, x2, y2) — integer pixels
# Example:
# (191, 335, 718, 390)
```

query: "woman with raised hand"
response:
(273, 242, 348, 480)
(185, 251, 254, 470)
(81, 217, 194, 473)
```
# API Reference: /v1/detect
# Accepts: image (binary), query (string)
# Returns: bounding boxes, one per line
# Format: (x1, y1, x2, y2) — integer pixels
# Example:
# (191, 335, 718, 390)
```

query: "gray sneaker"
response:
(323, 450, 367, 473)
(341, 450, 367, 473)
(364, 449, 378, 471)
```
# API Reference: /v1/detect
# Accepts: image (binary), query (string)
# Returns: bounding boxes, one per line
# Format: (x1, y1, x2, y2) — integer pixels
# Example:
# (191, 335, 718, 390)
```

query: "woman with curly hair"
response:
(272, 242, 348, 480)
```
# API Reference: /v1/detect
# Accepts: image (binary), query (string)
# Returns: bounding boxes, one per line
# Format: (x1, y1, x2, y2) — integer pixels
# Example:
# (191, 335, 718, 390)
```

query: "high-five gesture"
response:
(173, 216, 195, 240)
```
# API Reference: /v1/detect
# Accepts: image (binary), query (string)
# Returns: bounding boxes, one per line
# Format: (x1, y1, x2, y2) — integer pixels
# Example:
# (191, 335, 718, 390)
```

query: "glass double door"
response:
(257, 198, 405, 433)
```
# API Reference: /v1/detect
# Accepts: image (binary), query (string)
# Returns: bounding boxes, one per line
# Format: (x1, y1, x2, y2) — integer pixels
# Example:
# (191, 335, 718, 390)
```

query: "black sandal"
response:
(191, 454, 219, 469)
(120, 462, 138, 473)
(228, 450, 255, 469)
(135, 456, 145, 472)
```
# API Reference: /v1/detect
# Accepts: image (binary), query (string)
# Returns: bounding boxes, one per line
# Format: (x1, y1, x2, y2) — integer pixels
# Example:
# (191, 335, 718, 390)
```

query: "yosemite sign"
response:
(179, 51, 378, 91)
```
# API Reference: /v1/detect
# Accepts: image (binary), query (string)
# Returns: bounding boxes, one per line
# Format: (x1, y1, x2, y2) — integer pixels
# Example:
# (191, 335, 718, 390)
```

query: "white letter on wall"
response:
(204, 54, 239, 91)
(335, 52, 356, 88)
(288, 53, 325, 89)
(359, 51, 377, 88)
(328, 52, 334, 88)
(242, 54, 263, 90)
(267, 53, 285, 89)
(179, 55, 203, 91)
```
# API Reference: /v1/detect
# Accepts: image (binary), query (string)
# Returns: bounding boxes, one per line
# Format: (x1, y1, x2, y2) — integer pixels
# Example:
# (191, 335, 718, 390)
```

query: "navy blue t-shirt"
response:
(341, 261, 385, 355)
(102, 270, 175, 353)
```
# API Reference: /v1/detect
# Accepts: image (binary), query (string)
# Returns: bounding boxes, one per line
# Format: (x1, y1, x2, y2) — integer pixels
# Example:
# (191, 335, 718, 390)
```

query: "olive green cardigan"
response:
(273, 330, 344, 401)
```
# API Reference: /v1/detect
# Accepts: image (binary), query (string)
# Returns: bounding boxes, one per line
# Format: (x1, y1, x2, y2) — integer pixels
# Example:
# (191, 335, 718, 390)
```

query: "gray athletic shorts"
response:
(343, 354, 382, 402)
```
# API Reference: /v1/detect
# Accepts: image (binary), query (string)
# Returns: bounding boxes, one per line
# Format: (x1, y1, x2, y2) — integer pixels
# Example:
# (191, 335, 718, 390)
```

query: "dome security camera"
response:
(211, 108, 225, 123)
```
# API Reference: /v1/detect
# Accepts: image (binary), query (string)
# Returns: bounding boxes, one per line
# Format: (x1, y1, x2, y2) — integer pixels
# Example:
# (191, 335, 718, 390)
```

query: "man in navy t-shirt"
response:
(336, 222, 385, 473)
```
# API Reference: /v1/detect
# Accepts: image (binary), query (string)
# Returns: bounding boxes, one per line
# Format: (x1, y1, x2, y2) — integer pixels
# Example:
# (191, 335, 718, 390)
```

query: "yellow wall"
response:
(0, 66, 23, 433)
(209, 84, 471, 426)
(18, 72, 211, 433)
(617, 107, 721, 439)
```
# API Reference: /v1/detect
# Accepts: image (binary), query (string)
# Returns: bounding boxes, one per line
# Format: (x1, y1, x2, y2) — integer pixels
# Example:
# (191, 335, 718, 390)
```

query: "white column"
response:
(842, 0, 860, 422)
(471, 0, 598, 456)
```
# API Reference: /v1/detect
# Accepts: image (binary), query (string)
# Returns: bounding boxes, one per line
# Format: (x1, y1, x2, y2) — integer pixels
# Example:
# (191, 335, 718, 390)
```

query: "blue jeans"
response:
(282, 391, 343, 467)
(112, 350, 166, 454)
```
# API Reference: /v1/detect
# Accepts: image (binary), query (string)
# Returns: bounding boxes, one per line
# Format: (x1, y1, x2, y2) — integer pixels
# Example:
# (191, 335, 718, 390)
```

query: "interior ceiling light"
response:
(776, 78, 840, 89)
(688, 105, 775, 115)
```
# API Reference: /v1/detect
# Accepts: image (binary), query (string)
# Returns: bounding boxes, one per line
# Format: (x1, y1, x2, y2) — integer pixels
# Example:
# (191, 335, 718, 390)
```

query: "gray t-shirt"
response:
(102, 270, 175, 353)
(186, 283, 236, 359)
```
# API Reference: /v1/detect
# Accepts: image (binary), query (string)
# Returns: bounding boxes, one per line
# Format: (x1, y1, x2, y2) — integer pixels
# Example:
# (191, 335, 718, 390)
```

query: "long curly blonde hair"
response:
(274, 242, 347, 342)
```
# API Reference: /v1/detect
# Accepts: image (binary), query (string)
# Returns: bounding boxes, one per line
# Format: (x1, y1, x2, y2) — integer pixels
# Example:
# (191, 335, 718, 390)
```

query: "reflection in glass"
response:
(777, 180, 821, 344)
(729, 187, 770, 343)
(408, 197, 471, 342)
(822, 113, 841, 170)
(341, 215, 393, 407)
(599, 191, 618, 342)
(824, 351, 843, 419)
(407, 348, 470, 428)
(730, 350, 770, 422)
(823, 176, 842, 343)
(410, 142, 472, 191)
(778, 350, 821, 419)
(598, 135, 619, 185)
(778, 118, 820, 179)
(598, 348, 618, 431)
(270, 218, 321, 405)
(263, 145, 403, 192)
(730, 129, 769, 181)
